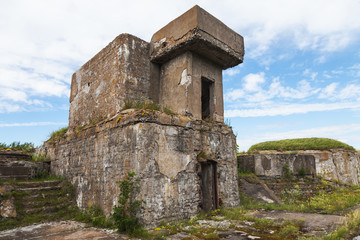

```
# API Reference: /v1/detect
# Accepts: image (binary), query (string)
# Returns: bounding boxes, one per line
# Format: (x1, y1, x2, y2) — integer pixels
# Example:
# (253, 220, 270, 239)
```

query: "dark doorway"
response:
(201, 78, 213, 120)
(200, 161, 219, 211)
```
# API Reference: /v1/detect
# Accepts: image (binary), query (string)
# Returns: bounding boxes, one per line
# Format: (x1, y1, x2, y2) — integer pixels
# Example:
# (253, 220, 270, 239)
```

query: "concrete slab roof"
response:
(150, 5, 244, 69)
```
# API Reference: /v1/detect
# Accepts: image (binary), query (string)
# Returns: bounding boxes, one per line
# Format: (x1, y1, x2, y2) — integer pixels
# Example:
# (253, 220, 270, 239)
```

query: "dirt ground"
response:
(0, 221, 125, 240)
(0, 209, 350, 240)
(247, 210, 347, 237)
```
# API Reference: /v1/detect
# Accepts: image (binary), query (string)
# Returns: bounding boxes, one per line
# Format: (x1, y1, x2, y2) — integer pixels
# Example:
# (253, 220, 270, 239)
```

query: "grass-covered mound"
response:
(248, 137, 355, 153)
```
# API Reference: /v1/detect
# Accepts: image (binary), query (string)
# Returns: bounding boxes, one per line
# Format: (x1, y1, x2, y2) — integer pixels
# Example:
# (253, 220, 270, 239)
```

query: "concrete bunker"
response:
(44, 5, 244, 226)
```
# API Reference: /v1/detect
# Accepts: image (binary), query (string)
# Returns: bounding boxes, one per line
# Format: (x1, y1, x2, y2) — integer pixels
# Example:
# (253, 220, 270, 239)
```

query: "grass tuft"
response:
(0, 142, 35, 153)
(49, 127, 68, 142)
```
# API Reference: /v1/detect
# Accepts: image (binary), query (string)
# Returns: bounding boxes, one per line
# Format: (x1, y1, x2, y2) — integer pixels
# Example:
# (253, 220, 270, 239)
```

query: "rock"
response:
(167, 232, 192, 240)
(0, 198, 16, 218)
(197, 219, 231, 229)
(248, 236, 261, 239)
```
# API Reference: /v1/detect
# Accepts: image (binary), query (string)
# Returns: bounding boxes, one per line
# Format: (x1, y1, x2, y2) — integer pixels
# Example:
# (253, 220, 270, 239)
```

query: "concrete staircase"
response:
(0, 180, 77, 226)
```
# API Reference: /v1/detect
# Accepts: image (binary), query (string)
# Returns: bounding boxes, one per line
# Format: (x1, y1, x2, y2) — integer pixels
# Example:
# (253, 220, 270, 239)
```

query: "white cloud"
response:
(318, 82, 339, 99)
(0, 102, 23, 113)
(224, 66, 241, 76)
(318, 83, 360, 101)
(213, 0, 360, 58)
(349, 64, 360, 77)
(0, 0, 360, 114)
(0, 122, 67, 127)
(226, 72, 319, 103)
(225, 102, 360, 118)
(243, 72, 265, 92)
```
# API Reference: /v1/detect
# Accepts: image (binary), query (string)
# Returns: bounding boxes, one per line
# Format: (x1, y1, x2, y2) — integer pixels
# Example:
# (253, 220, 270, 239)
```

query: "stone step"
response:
(0, 180, 75, 220)
(13, 180, 63, 189)
(22, 191, 65, 201)
(20, 196, 72, 210)
(0, 152, 32, 161)
(21, 201, 73, 215)
(15, 185, 62, 193)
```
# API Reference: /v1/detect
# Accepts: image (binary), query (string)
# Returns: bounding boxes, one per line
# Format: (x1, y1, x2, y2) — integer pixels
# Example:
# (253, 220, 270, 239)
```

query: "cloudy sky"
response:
(1, 0, 360, 150)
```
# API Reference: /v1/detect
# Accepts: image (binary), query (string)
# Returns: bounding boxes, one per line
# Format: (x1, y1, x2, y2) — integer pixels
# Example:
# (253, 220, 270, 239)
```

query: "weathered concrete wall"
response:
(159, 52, 223, 121)
(238, 154, 316, 177)
(192, 53, 223, 122)
(44, 110, 239, 226)
(69, 34, 152, 130)
(299, 150, 360, 185)
(238, 150, 360, 185)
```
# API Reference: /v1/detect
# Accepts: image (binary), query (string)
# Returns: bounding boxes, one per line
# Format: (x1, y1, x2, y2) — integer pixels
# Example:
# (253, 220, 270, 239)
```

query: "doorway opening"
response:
(200, 161, 219, 211)
(201, 77, 214, 120)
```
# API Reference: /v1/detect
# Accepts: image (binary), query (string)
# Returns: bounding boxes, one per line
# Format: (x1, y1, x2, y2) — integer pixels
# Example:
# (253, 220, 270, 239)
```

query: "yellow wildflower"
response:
(154, 228, 161, 231)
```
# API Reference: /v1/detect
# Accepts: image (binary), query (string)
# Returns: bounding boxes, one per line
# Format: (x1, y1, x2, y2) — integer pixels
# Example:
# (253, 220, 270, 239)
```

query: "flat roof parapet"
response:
(150, 5, 244, 69)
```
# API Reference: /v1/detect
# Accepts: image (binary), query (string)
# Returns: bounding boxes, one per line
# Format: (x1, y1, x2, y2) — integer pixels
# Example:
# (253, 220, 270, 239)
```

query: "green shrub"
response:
(248, 138, 355, 153)
(283, 163, 293, 179)
(75, 205, 113, 228)
(112, 172, 143, 235)
(49, 127, 68, 141)
(297, 167, 306, 176)
(31, 152, 50, 162)
(279, 222, 300, 238)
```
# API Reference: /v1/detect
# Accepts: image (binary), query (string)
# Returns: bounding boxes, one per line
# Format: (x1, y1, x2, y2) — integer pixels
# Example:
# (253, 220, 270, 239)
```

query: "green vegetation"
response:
(31, 152, 50, 162)
(248, 138, 355, 153)
(112, 172, 145, 236)
(239, 177, 360, 215)
(121, 98, 177, 116)
(0, 181, 78, 231)
(74, 205, 113, 228)
(122, 98, 161, 111)
(0, 142, 35, 152)
(283, 163, 293, 179)
(49, 126, 68, 142)
(301, 209, 360, 240)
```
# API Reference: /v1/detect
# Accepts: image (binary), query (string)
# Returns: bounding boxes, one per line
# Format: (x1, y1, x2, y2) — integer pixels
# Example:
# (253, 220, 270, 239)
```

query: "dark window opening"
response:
(200, 161, 219, 211)
(201, 78, 213, 120)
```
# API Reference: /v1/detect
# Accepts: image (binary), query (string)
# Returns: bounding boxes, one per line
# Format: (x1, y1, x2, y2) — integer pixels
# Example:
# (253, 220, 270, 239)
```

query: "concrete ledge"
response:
(150, 5, 244, 69)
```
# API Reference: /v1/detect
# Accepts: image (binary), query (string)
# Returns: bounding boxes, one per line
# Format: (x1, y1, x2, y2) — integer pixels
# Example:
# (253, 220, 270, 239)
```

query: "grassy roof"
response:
(248, 138, 355, 153)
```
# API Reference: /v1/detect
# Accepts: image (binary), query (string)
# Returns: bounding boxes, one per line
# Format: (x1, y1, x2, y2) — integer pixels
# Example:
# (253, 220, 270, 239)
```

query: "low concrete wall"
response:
(238, 154, 316, 177)
(238, 149, 360, 185)
(0, 152, 50, 180)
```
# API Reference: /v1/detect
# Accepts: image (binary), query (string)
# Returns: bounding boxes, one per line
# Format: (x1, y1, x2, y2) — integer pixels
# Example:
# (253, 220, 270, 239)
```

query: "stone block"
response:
(150, 5, 244, 69)
(69, 34, 152, 130)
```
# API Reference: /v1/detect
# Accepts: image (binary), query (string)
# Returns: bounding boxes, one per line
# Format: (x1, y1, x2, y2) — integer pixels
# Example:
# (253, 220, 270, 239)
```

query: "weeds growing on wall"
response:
(112, 172, 145, 236)
(49, 127, 68, 142)
(283, 163, 293, 179)
(0, 142, 35, 152)
(31, 152, 50, 162)
(75, 205, 114, 228)
(121, 98, 178, 117)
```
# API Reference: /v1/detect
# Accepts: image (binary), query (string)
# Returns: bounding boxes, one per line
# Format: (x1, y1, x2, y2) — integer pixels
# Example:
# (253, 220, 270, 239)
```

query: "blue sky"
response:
(1, 0, 360, 150)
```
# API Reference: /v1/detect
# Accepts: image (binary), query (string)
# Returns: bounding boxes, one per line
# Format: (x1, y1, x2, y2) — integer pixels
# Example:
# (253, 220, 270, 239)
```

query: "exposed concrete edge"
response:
(53, 109, 234, 145)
